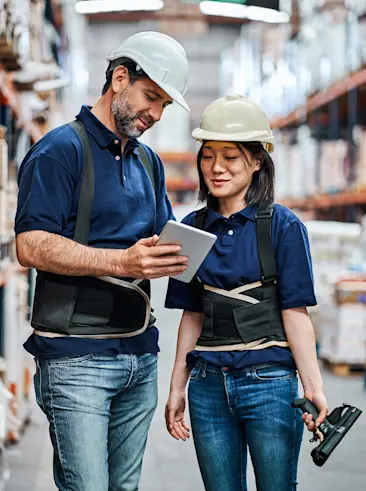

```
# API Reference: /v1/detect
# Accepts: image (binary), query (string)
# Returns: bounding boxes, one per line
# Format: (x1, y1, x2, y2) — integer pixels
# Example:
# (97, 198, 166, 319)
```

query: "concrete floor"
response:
(6, 277, 366, 491)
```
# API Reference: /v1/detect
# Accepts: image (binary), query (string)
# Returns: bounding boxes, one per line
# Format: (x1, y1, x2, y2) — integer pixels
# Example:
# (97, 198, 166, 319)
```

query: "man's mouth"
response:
(137, 117, 150, 129)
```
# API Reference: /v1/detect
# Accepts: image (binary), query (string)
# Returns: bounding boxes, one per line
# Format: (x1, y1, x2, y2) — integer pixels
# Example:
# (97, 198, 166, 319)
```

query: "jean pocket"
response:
(253, 364, 294, 381)
(47, 353, 95, 366)
(189, 365, 202, 381)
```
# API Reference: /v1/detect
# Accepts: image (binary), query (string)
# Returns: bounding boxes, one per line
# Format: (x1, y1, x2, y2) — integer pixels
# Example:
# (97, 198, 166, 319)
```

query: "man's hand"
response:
(118, 235, 188, 279)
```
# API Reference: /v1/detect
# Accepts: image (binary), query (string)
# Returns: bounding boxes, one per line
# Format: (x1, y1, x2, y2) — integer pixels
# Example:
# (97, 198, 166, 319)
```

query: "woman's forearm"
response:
(170, 310, 204, 391)
(282, 307, 323, 395)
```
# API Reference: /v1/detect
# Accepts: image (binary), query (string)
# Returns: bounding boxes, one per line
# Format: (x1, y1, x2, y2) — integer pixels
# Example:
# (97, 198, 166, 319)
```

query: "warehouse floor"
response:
(7, 277, 366, 491)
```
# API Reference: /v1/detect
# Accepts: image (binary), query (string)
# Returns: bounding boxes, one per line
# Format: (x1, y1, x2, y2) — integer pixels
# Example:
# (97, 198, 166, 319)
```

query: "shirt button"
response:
(114, 140, 119, 144)
(228, 230, 234, 236)
(115, 155, 121, 161)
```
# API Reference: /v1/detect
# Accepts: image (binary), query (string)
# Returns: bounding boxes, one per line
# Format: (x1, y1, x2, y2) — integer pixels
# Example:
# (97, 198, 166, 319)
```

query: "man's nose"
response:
(148, 106, 163, 123)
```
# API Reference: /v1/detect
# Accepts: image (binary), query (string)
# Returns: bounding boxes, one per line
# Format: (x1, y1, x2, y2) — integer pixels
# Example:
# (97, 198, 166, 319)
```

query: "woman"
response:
(164, 95, 328, 491)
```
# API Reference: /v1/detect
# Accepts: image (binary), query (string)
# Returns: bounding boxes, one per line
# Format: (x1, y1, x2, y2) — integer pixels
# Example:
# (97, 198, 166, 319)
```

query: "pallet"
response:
(322, 359, 365, 377)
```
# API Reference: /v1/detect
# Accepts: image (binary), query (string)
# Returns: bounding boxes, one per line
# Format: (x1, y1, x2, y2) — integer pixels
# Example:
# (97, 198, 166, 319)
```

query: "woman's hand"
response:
(302, 390, 328, 437)
(165, 390, 191, 441)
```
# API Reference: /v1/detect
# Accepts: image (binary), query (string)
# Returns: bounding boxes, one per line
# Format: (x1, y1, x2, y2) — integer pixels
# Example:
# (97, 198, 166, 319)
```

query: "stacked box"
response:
(319, 280, 366, 365)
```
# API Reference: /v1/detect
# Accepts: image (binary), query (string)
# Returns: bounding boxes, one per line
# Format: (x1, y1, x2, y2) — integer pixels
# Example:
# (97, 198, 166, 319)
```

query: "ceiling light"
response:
(246, 6, 289, 23)
(199, 1, 290, 23)
(199, 1, 248, 19)
(75, 0, 164, 15)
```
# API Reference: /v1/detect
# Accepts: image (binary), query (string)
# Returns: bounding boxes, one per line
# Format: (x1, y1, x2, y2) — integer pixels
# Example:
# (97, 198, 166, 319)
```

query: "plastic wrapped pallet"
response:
(319, 280, 366, 365)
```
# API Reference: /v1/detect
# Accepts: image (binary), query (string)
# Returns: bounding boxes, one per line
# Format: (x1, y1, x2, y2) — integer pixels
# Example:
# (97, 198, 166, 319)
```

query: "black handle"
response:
(292, 398, 320, 419)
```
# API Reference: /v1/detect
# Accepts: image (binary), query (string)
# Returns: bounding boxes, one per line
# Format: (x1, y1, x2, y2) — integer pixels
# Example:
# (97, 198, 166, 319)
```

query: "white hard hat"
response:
(192, 94, 274, 152)
(107, 31, 189, 112)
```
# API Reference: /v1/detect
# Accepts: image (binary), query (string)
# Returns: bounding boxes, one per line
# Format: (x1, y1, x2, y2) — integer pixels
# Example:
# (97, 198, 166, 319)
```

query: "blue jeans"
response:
(34, 353, 158, 491)
(188, 361, 303, 491)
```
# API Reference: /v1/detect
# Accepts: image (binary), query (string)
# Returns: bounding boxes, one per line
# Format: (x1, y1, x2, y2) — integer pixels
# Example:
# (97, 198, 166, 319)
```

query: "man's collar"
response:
(75, 105, 140, 152)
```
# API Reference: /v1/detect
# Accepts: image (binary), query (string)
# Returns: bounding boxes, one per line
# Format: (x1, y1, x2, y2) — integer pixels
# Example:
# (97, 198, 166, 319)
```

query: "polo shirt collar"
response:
(205, 205, 257, 228)
(75, 105, 141, 152)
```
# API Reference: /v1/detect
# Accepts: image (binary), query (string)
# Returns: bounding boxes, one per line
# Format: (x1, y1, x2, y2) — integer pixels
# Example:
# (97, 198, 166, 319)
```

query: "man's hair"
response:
(197, 141, 275, 210)
(102, 58, 149, 95)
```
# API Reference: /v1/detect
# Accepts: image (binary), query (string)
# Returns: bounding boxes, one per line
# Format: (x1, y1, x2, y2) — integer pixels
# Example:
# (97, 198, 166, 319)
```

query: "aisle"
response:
(7, 277, 366, 491)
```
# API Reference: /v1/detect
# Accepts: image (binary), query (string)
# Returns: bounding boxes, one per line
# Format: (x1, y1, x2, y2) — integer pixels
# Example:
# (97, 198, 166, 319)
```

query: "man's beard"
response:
(111, 89, 154, 139)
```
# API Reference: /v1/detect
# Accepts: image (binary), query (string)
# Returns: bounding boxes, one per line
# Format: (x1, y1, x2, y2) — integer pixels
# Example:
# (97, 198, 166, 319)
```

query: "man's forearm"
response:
(16, 231, 122, 277)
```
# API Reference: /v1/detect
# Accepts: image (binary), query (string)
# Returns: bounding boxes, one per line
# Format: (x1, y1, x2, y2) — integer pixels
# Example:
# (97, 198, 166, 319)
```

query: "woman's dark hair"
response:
(197, 141, 275, 210)
(102, 58, 149, 95)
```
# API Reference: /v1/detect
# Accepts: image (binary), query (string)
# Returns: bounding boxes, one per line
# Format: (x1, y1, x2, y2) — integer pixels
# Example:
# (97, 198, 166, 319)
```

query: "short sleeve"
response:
(164, 212, 203, 312)
(276, 221, 317, 309)
(15, 152, 75, 236)
(165, 277, 203, 312)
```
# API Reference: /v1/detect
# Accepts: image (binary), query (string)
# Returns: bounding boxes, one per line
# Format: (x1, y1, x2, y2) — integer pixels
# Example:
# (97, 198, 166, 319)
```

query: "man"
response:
(15, 31, 189, 491)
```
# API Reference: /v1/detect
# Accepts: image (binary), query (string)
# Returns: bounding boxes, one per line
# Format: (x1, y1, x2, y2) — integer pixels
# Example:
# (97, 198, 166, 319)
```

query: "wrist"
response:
(109, 248, 128, 277)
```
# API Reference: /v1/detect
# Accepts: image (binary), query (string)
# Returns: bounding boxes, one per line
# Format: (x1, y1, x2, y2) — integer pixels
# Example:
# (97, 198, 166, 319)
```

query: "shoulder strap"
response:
(68, 120, 94, 245)
(137, 145, 156, 194)
(193, 207, 207, 230)
(255, 206, 277, 284)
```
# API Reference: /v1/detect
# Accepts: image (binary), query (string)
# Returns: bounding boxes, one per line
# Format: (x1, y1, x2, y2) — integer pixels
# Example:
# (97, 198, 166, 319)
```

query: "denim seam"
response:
(222, 373, 234, 414)
(47, 353, 94, 366)
(291, 376, 298, 490)
(37, 360, 46, 413)
(239, 430, 244, 491)
(124, 355, 135, 389)
(47, 363, 72, 489)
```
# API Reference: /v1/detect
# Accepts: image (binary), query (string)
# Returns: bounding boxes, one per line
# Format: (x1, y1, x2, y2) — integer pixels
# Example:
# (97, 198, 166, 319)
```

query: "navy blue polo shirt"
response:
(16, 105, 174, 359)
(165, 204, 317, 369)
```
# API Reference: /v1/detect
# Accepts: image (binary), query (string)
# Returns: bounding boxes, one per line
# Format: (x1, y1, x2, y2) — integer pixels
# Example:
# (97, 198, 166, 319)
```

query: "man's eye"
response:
(146, 94, 155, 102)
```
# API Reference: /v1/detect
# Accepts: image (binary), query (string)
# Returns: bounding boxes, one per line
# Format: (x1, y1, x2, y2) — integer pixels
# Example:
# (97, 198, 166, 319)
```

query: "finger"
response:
(145, 265, 188, 279)
(176, 422, 190, 439)
(149, 244, 184, 256)
(138, 235, 159, 247)
(315, 408, 328, 428)
(303, 413, 313, 425)
(170, 428, 181, 440)
(182, 421, 191, 432)
(314, 429, 324, 442)
(167, 410, 176, 431)
(147, 255, 188, 267)
(307, 421, 315, 432)
(173, 423, 188, 441)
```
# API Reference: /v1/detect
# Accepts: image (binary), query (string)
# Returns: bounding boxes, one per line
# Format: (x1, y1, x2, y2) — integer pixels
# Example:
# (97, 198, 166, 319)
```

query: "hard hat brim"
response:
(157, 80, 190, 112)
(192, 128, 274, 152)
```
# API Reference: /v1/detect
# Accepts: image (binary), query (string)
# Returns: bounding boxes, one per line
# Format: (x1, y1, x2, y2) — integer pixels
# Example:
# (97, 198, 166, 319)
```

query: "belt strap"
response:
(68, 120, 94, 245)
(255, 207, 277, 284)
(203, 283, 260, 304)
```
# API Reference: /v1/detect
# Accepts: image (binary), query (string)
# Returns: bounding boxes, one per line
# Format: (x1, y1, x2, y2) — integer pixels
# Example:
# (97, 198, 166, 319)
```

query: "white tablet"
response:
(157, 220, 217, 283)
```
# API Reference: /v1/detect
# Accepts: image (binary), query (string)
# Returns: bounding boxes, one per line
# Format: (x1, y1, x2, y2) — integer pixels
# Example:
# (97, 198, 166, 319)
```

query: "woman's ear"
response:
(254, 157, 262, 172)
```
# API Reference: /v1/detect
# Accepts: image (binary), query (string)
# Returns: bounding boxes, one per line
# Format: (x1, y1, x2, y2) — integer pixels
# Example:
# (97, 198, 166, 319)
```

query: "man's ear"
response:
(111, 65, 129, 94)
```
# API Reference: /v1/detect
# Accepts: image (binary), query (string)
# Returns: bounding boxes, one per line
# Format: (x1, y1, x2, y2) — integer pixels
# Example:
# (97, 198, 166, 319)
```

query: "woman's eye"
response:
(226, 156, 238, 160)
(202, 155, 213, 160)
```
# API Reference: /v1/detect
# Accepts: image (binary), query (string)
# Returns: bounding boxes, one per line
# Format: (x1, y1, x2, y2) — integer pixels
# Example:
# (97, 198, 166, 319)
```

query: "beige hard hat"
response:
(107, 31, 189, 112)
(192, 94, 274, 152)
